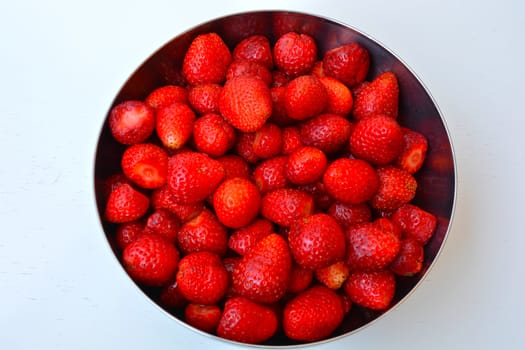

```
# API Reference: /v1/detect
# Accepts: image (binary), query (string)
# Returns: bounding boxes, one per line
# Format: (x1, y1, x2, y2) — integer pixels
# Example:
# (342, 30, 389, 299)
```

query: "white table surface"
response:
(1, 0, 524, 349)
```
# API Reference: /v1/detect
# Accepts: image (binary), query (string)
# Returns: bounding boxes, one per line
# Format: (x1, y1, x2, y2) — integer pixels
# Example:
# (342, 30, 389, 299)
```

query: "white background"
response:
(1, 0, 524, 349)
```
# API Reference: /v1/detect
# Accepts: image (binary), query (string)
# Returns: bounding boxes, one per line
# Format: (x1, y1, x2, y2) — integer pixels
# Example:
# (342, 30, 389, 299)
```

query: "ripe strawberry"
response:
(184, 303, 222, 333)
(285, 146, 327, 185)
(193, 113, 236, 157)
(156, 102, 196, 150)
(217, 154, 251, 180)
(105, 183, 149, 223)
(284, 75, 327, 120)
(188, 83, 222, 115)
(353, 71, 399, 120)
(281, 126, 303, 155)
(232, 233, 292, 303)
(392, 203, 437, 244)
(376, 217, 403, 240)
(212, 178, 261, 229)
(234, 132, 259, 164)
(300, 113, 353, 154)
(328, 202, 372, 228)
(297, 182, 333, 211)
(228, 218, 274, 256)
(349, 114, 404, 165)
(322, 43, 370, 87)
(315, 261, 350, 289)
(352, 81, 370, 98)
(219, 75, 272, 132)
(288, 213, 346, 270)
(144, 208, 180, 243)
(273, 32, 317, 77)
(115, 220, 144, 250)
(158, 278, 188, 309)
(271, 70, 289, 87)
(121, 143, 168, 189)
(108, 100, 155, 145)
(323, 158, 379, 204)
(232, 34, 273, 69)
(261, 188, 314, 227)
(217, 296, 278, 344)
(340, 292, 353, 315)
(389, 237, 424, 276)
(287, 263, 313, 294)
(252, 123, 283, 158)
(319, 76, 354, 116)
(167, 152, 225, 204)
(177, 209, 228, 256)
(396, 128, 429, 174)
(268, 86, 295, 126)
(226, 60, 272, 86)
(283, 285, 344, 342)
(371, 166, 417, 211)
(151, 185, 204, 222)
(99, 173, 130, 202)
(223, 256, 241, 298)
(176, 251, 229, 304)
(144, 85, 188, 109)
(182, 32, 232, 85)
(344, 270, 396, 310)
(253, 156, 290, 193)
(122, 233, 179, 286)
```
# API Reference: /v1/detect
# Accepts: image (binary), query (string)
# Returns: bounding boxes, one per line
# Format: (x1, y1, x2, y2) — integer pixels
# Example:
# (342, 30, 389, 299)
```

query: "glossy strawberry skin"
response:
(233, 34, 273, 69)
(115, 221, 144, 250)
(105, 183, 150, 223)
(284, 75, 327, 120)
(226, 60, 273, 86)
(158, 278, 188, 309)
(253, 156, 290, 193)
(300, 113, 353, 154)
(322, 43, 370, 87)
(144, 209, 180, 243)
(344, 270, 396, 310)
(234, 132, 260, 164)
(328, 202, 372, 228)
(273, 32, 317, 77)
(319, 76, 354, 116)
(287, 263, 314, 293)
(176, 209, 228, 256)
(188, 83, 222, 115)
(184, 303, 222, 333)
(193, 113, 236, 157)
(228, 219, 274, 256)
(252, 123, 283, 158)
(217, 154, 251, 180)
(396, 128, 429, 174)
(150, 185, 205, 222)
(121, 143, 168, 189)
(261, 188, 314, 227)
(285, 146, 327, 185)
(281, 126, 304, 155)
(353, 71, 399, 120)
(389, 237, 424, 276)
(371, 166, 417, 211)
(156, 102, 196, 150)
(145, 85, 188, 109)
(392, 203, 437, 244)
(108, 100, 155, 145)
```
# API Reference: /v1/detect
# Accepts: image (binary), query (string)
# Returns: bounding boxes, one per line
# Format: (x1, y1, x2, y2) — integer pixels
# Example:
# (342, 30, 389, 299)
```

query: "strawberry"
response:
(253, 156, 290, 193)
(188, 83, 222, 115)
(252, 123, 283, 158)
(344, 270, 396, 310)
(156, 102, 196, 150)
(323, 158, 379, 204)
(392, 203, 437, 244)
(144, 208, 180, 243)
(212, 177, 261, 229)
(273, 32, 317, 77)
(223, 256, 241, 298)
(376, 217, 403, 240)
(281, 126, 303, 155)
(232, 34, 273, 69)
(297, 182, 333, 211)
(226, 60, 272, 86)
(182, 33, 232, 85)
(328, 201, 372, 228)
(284, 75, 327, 120)
(268, 86, 295, 126)
(371, 166, 417, 210)
(322, 43, 370, 87)
(219, 75, 272, 132)
(176, 251, 229, 304)
(184, 303, 222, 333)
(121, 143, 168, 189)
(288, 213, 346, 270)
(315, 261, 350, 289)
(340, 292, 353, 315)
(167, 151, 225, 204)
(99, 173, 129, 202)
(283, 285, 344, 342)
(217, 296, 278, 344)
(349, 114, 404, 165)
(217, 154, 251, 180)
(389, 237, 424, 276)
(151, 185, 204, 222)
(285, 146, 327, 185)
(192, 113, 236, 157)
(105, 183, 149, 223)
(115, 220, 144, 250)
(176, 209, 228, 256)
(108, 100, 155, 145)
(287, 263, 313, 294)
(144, 85, 188, 109)
(122, 233, 179, 286)
(353, 71, 399, 120)
(396, 128, 429, 174)
(158, 278, 188, 309)
(234, 132, 259, 164)
(232, 233, 292, 303)
(271, 70, 289, 87)
(300, 113, 353, 154)
(319, 76, 354, 116)
(228, 218, 274, 256)
(261, 188, 314, 227)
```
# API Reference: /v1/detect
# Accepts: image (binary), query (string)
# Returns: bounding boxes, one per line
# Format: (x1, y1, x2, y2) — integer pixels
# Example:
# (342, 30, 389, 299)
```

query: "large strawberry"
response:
(322, 42, 370, 87)
(353, 71, 399, 120)
(284, 75, 327, 120)
(273, 32, 317, 77)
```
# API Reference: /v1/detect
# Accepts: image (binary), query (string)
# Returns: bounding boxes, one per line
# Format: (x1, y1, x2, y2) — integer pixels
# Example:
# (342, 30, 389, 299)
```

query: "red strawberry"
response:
(281, 126, 303, 155)
(271, 70, 289, 87)
(269, 86, 295, 126)
(253, 156, 290, 193)
(389, 237, 424, 276)
(288, 213, 346, 270)
(234, 132, 260, 164)
(177, 209, 228, 256)
(322, 43, 370, 87)
(349, 114, 404, 165)
(105, 183, 149, 223)
(212, 178, 261, 229)
(167, 152, 225, 204)
(319, 76, 354, 116)
(151, 185, 204, 222)
(344, 270, 396, 310)
(182, 33, 232, 85)
(217, 154, 251, 180)
(192, 113, 236, 157)
(184, 303, 222, 333)
(371, 166, 417, 211)
(144, 208, 180, 243)
(284, 75, 327, 120)
(323, 158, 379, 204)
(108, 100, 155, 145)
(287, 263, 313, 294)
(176, 251, 229, 304)
(232, 233, 292, 303)
(261, 188, 314, 227)
(115, 221, 144, 250)
(300, 113, 353, 154)
(223, 256, 241, 298)
(353, 71, 399, 120)
(144, 85, 188, 109)
(376, 217, 403, 240)
(396, 128, 429, 174)
(285, 146, 327, 185)
(328, 201, 372, 228)
(121, 143, 168, 189)
(158, 278, 188, 309)
(226, 60, 272, 86)
(228, 218, 274, 256)
(283, 285, 344, 342)
(315, 261, 350, 289)
(156, 102, 196, 150)
(219, 75, 272, 132)
(297, 182, 333, 211)
(392, 203, 437, 244)
(188, 83, 222, 115)
(99, 173, 129, 202)
(122, 233, 179, 286)
(232, 34, 273, 69)
(273, 32, 317, 77)
(252, 123, 283, 158)
(217, 296, 278, 344)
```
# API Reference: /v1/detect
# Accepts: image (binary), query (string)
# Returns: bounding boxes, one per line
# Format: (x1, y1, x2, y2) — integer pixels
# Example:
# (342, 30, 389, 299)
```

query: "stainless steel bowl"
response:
(94, 10, 456, 347)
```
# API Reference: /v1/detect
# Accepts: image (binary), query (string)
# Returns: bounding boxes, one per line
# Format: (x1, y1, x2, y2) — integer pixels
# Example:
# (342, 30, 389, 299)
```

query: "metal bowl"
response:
(94, 10, 456, 347)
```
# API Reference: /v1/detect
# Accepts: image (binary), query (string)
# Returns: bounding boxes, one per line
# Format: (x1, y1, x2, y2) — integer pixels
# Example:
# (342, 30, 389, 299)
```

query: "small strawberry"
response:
(328, 202, 372, 228)
(217, 296, 278, 344)
(392, 203, 437, 244)
(144, 85, 188, 109)
(177, 209, 228, 256)
(371, 166, 417, 211)
(253, 156, 290, 193)
(319, 76, 354, 116)
(315, 261, 350, 290)
(156, 102, 196, 150)
(284, 75, 327, 120)
(105, 183, 149, 223)
(252, 123, 283, 158)
(176, 251, 229, 304)
(234, 132, 260, 164)
(283, 285, 344, 342)
(115, 221, 144, 250)
(182, 33, 232, 85)
(121, 143, 168, 189)
(232, 34, 273, 69)
(228, 218, 274, 256)
(188, 83, 222, 115)
(144, 208, 180, 243)
(232, 233, 292, 303)
(99, 173, 129, 202)
(261, 188, 314, 227)
(396, 128, 429, 174)
(300, 113, 353, 154)
(322, 43, 370, 87)
(287, 263, 313, 294)
(273, 32, 317, 78)
(158, 278, 188, 309)
(122, 233, 179, 286)
(344, 270, 396, 310)
(226, 60, 272, 86)
(353, 71, 399, 120)
(217, 154, 251, 180)
(151, 185, 204, 222)
(268, 86, 295, 126)
(184, 303, 222, 333)
(285, 146, 327, 185)
(281, 126, 304, 155)
(193, 113, 236, 157)
(212, 178, 261, 229)
(108, 100, 155, 145)
(389, 237, 424, 276)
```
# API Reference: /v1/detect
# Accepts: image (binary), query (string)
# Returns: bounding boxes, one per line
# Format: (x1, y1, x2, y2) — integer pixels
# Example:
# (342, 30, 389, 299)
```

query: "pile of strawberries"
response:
(101, 30, 438, 344)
